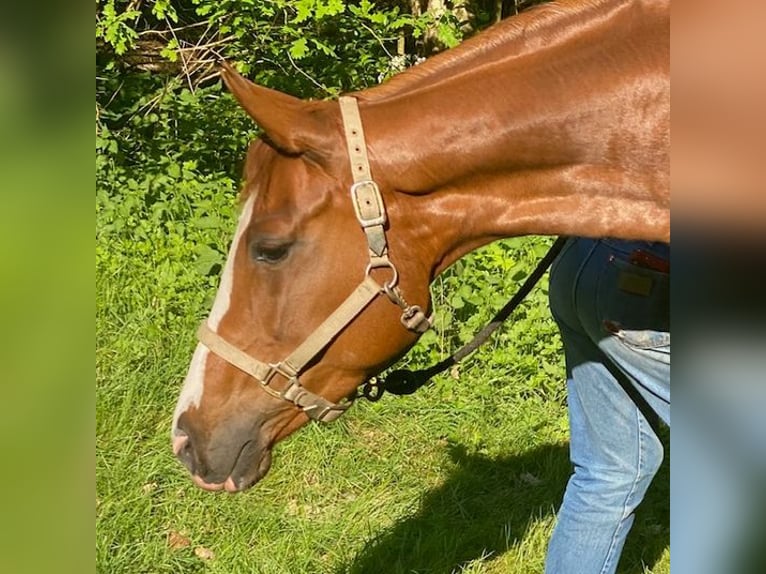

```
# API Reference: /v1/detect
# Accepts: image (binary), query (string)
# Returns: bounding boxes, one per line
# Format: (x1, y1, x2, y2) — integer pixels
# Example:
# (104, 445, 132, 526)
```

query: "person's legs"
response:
(545, 238, 669, 574)
(545, 321, 664, 574)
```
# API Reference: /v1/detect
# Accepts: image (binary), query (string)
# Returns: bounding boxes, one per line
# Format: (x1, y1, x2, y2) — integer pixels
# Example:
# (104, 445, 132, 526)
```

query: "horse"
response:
(171, 0, 669, 492)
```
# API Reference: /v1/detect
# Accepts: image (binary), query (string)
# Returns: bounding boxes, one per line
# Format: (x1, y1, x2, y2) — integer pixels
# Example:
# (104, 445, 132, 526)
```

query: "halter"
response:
(196, 96, 430, 423)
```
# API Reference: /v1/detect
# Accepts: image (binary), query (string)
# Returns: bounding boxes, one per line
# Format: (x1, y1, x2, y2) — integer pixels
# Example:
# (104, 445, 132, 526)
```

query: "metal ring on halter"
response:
(365, 258, 399, 290)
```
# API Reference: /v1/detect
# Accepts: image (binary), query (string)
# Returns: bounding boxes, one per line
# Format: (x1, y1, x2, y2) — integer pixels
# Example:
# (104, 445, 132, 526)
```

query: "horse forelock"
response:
(238, 138, 277, 202)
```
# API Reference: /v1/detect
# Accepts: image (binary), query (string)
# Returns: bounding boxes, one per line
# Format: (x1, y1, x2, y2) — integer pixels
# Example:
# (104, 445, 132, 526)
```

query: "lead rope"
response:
(362, 236, 568, 400)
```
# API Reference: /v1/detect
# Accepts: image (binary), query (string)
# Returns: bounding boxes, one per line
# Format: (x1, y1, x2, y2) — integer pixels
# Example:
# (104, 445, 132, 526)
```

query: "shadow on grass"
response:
(343, 438, 669, 574)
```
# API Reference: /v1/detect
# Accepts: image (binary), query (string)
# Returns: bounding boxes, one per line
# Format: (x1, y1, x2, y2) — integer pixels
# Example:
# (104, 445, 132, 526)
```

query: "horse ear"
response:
(219, 61, 327, 155)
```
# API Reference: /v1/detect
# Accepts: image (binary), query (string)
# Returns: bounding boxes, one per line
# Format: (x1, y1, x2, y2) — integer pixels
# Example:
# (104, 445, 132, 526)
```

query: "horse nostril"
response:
(172, 433, 189, 457)
(173, 432, 197, 474)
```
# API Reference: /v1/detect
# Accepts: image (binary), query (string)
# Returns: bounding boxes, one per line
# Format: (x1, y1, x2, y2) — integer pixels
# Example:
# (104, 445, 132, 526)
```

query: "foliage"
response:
(399, 237, 565, 405)
(96, 0, 463, 98)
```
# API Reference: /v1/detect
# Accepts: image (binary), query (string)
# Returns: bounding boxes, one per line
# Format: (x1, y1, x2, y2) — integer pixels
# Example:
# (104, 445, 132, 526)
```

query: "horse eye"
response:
(249, 241, 291, 264)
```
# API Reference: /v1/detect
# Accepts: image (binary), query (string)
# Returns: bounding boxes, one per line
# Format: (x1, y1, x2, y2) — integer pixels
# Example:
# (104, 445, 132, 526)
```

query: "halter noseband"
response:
(196, 96, 430, 423)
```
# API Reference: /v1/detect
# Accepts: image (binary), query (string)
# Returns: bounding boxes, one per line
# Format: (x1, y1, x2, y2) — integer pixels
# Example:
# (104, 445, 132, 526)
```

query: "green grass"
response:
(96, 235, 669, 574)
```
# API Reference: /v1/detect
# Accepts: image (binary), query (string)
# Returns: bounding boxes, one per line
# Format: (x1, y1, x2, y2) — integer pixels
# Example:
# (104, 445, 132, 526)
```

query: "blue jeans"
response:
(544, 238, 670, 574)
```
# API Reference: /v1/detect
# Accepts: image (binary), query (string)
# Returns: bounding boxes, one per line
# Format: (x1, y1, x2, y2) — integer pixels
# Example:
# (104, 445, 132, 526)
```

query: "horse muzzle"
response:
(172, 415, 274, 493)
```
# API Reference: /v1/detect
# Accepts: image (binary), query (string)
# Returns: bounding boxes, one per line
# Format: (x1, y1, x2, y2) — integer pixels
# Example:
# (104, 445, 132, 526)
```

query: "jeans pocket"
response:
(596, 253, 670, 333)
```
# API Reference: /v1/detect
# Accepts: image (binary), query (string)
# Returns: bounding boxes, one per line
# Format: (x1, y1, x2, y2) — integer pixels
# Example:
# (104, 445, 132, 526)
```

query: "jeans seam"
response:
(572, 240, 600, 324)
(599, 406, 645, 574)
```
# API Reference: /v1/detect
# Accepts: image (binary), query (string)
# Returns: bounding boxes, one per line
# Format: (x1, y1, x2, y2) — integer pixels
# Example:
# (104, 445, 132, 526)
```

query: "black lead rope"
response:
(362, 236, 568, 401)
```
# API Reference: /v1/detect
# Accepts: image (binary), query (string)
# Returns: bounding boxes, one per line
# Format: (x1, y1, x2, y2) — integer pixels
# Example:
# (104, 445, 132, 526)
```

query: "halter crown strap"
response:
(339, 96, 388, 258)
(339, 96, 373, 182)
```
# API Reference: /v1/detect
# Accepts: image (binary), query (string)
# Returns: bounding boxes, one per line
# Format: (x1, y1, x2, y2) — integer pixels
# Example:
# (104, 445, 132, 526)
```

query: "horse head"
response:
(171, 63, 432, 492)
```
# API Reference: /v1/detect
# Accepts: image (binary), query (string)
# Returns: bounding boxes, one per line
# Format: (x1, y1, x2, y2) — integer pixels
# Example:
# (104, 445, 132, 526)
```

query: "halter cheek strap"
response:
(194, 96, 430, 423)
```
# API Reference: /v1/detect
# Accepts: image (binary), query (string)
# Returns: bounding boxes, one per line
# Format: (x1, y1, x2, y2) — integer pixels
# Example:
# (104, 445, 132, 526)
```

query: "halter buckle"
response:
(263, 362, 298, 388)
(350, 180, 386, 228)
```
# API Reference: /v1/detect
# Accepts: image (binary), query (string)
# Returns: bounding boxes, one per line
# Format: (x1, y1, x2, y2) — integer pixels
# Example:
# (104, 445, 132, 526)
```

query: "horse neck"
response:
(359, 0, 669, 274)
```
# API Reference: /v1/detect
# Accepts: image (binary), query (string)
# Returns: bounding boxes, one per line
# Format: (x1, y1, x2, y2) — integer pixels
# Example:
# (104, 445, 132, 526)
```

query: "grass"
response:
(96, 237, 669, 574)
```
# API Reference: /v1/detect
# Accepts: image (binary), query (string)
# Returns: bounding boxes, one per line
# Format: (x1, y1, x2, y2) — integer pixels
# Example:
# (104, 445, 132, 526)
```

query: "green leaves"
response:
(294, 0, 314, 23)
(292, 0, 347, 23)
(320, 0, 345, 18)
(436, 20, 462, 48)
(388, 236, 564, 404)
(96, 0, 141, 55)
(194, 244, 226, 276)
(289, 38, 309, 60)
(151, 0, 178, 22)
(96, 153, 238, 328)
(159, 38, 180, 62)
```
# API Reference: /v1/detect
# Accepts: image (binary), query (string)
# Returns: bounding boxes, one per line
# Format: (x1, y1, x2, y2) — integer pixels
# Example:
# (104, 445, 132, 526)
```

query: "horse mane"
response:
(357, 0, 611, 102)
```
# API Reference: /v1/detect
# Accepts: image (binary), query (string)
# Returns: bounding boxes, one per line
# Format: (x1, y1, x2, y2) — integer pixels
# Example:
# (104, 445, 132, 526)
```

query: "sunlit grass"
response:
(96, 239, 669, 574)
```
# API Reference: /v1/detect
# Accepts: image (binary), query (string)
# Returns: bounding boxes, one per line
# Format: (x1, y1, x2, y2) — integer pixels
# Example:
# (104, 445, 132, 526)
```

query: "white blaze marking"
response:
(172, 195, 256, 436)
(208, 194, 256, 330)
(171, 343, 208, 432)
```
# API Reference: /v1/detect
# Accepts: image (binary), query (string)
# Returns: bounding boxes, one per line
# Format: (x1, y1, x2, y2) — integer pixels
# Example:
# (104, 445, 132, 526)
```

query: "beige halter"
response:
(196, 96, 430, 422)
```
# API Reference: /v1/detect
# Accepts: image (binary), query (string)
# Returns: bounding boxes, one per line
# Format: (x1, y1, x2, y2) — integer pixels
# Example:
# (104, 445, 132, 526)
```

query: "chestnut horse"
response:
(172, 0, 668, 492)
